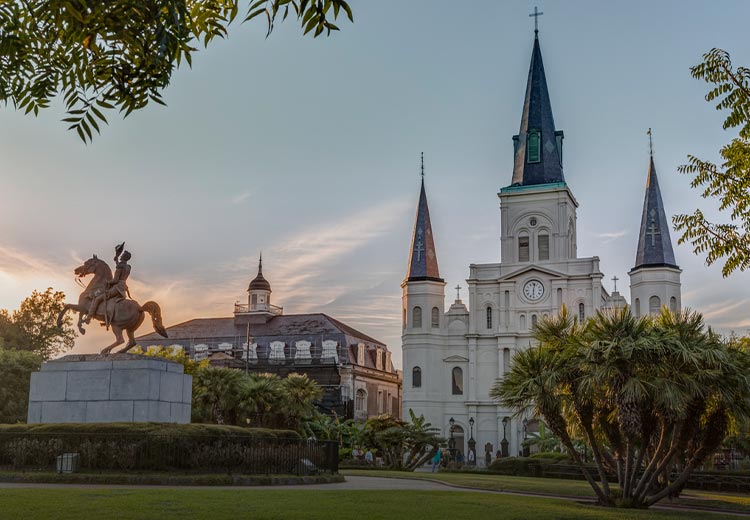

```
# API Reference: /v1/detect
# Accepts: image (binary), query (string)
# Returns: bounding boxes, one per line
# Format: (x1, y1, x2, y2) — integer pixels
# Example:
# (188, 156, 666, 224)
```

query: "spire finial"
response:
(420, 152, 425, 180)
(647, 127, 653, 157)
(258, 252, 263, 275)
(529, 6, 544, 36)
(612, 275, 619, 292)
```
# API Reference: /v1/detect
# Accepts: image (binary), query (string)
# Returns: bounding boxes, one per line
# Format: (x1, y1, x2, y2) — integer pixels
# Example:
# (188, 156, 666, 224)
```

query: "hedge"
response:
(0, 423, 339, 475)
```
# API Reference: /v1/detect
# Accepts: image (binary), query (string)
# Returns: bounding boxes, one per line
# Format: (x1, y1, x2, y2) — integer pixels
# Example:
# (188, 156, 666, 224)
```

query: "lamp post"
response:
(448, 417, 456, 460)
(522, 417, 529, 457)
(501, 416, 509, 458)
(468, 417, 476, 466)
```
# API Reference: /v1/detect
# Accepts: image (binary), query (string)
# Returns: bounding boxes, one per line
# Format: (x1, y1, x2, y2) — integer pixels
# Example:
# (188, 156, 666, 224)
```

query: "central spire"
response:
(511, 33, 565, 187)
(405, 155, 442, 283)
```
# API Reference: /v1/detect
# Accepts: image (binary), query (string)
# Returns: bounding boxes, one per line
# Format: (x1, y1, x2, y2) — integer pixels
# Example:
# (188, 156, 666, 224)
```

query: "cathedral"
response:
(401, 31, 682, 462)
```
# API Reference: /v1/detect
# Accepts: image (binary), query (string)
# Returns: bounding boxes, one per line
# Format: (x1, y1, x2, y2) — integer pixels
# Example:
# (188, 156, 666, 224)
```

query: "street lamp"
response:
(522, 417, 529, 457)
(468, 417, 476, 466)
(501, 416, 509, 458)
(448, 417, 457, 460)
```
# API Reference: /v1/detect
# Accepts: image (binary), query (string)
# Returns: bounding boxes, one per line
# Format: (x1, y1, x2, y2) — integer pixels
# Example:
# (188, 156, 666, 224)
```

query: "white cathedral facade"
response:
(401, 32, 682, 462)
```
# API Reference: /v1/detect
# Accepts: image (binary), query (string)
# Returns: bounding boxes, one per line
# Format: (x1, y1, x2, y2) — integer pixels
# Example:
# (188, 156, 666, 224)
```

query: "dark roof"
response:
(405, 179, 443, 283)
(633, 156, 678, 270)
(137, 313, 385, 348)
(248, 254, 271, 292)
(511, 34, 565, 187)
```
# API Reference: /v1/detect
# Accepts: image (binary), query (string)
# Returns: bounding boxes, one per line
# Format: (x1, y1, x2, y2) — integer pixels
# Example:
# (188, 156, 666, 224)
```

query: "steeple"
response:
(405, 160, 442, 283)
(511, 33, 565, 187)
(633, 156, 678, 269)
(248, 253, 271, 292)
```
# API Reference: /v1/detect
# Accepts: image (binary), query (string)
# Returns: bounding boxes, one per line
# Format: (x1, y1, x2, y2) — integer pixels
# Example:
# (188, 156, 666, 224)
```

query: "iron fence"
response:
(0, 432, 338, 475)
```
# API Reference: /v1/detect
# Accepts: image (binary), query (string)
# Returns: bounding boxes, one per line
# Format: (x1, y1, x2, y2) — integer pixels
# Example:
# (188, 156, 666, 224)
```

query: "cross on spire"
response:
(611, 275, 619, 292)
(647, 221, 660, 246)
(455, 284, 461, 301)
(647, 127, 653, 157)
(414, 240, 424, 261)
(420, 151, 425, 179)
(529, 6, 544, 35)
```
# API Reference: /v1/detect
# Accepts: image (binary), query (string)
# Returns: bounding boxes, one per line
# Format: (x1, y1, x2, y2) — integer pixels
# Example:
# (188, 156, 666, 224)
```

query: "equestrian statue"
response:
(56, 243, 168, 354)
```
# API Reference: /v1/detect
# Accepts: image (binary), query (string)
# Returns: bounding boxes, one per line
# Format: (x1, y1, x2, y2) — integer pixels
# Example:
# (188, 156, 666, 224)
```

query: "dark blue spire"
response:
(511, 34, 565, 186)
(633, 156, 678, 269)
(406, 176, 442, 283)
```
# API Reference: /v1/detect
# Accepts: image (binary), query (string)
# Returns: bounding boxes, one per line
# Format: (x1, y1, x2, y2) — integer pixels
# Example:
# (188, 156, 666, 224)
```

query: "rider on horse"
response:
(84, 242, 131, 325)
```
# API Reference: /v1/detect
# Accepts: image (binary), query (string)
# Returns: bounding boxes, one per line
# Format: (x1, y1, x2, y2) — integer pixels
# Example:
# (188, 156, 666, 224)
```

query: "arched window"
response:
(412, 367, 422, 388)
(504, 291, 510, 327)
(520, 314, 526, 330)
(431, 307, 440, 328)
(518, 234, 530, 262)
(412, 306, 422, 329)
(538, 233, 550, 261)
(486, 307, 493, 330)
(670, 297, 677, 312)
(531, 314, 538, 328)
(556, 288, 563, 306)
(578, 303, 585, 323)
(527, 129, 541, 163)
(503, 348, 511, 373)
(402, 307, 406, 330)
(355, 389, 367, 413)
(649, 296, 661, 315)
(452, 367, 464, 395)
(634, 298, 641, 317)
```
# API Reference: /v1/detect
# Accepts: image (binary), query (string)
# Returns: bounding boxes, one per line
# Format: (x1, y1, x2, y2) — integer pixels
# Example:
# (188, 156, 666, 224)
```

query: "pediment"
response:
(498, 264, 567, 281)
(443, 355, 469, 363)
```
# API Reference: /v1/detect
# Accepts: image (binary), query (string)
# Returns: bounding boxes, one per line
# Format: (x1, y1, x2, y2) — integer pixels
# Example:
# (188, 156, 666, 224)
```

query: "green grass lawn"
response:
(0, 489, 739, 520)
(342, 469, 750, 514)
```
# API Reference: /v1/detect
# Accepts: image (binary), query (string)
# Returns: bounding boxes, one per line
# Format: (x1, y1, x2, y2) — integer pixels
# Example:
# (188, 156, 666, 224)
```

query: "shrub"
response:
(530, 451, 570, 461)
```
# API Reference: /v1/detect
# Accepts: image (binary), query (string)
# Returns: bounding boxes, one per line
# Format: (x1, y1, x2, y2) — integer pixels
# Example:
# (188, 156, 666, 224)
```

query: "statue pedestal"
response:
(27, 354, 192, 424)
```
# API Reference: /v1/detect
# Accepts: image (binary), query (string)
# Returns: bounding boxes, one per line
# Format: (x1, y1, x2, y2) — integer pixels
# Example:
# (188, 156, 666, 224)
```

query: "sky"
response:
(1, 0, 749, 366)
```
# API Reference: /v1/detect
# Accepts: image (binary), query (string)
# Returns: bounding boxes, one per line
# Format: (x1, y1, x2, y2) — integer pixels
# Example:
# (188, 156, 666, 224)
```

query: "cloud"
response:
(231, 190, 254, 205)
(594, 229, 628, 243)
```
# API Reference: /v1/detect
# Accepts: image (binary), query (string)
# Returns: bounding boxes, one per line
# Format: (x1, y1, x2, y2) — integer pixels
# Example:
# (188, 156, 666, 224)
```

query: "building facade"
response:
(401, 32, 681, 462)
(138, 256, 402, 421)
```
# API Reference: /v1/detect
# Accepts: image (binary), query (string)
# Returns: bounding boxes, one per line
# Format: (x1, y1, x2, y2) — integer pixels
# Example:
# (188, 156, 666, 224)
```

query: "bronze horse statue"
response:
(56, 255, 168, 354)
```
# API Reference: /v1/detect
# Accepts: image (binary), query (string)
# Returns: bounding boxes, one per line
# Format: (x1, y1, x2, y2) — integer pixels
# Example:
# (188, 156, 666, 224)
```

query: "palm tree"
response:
(491, 305, 750, 509)
(192, 367, 245, 425)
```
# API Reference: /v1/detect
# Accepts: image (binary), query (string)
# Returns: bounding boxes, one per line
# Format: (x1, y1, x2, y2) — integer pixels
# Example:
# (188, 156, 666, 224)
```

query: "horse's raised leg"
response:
(118, 328, 138, 354)
(100, 325, 125, 355)
(57, 303, 88, 335)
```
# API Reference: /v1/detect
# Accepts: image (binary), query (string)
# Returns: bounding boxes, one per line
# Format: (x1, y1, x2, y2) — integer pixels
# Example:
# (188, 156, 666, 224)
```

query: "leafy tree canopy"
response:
(0, 347, 42, 423)
(0, 288, 76, 360)
(674, 49, 750, 276)
(0, 0, 353, 142)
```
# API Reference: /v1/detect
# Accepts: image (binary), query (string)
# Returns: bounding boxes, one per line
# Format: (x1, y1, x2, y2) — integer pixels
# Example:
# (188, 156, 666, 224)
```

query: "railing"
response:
(234, 303, 284, 316)
(0, 433, 338, 475)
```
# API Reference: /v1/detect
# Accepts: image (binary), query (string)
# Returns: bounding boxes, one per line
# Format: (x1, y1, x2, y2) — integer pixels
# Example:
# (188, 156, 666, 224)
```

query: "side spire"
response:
(406, 155, 442, 283)
(511, 31, 565, 187)
(634, 141, 678, 270)
(249, 252, 271, 292)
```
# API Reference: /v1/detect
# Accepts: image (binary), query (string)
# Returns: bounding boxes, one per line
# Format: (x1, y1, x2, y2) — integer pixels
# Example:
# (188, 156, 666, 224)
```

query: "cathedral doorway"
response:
(451, 425, 465, 461)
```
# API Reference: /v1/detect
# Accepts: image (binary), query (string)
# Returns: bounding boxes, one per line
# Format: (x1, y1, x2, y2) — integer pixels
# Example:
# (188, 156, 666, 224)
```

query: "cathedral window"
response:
(578, 303, 585, 323)
(556, 288, 563, 306)
(634, 298, 641, 317)
(403, 308, 406, 330)
(538, 234, 550, 261)
(412, 367, 422, 388)
(527, 129, 541, 163)
(452, 367, 464, 395)
(431, 307, 440, 328)
(412, 306, 422, 329)
(355, 389, 367, 413)
(670, 297, 677, 312)
(503, 348, 511, 374)
(649, 296, 661, 315)
(486, 307, 493, 330)
(531, 314, 538, 328)
(518, 235, 530, 262)
(504, 291, 510, 327)
(520, 314, 526, 330)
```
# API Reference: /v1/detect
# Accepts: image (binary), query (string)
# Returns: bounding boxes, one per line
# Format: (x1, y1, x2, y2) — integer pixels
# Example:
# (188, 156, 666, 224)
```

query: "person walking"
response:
(365, 449, 374, 466)
(431, 449, 442, 472)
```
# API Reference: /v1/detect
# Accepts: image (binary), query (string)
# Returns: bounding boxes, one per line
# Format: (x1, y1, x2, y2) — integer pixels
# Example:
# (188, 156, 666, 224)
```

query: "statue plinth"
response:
(27, 354, 192, 424)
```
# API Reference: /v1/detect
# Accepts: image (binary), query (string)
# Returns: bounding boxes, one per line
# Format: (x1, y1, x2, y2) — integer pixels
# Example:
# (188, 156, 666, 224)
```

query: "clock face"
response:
(523, 280, 545, 301)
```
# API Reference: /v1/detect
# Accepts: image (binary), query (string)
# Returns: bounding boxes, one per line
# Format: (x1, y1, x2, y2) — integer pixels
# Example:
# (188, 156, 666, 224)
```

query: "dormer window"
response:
(357, 343, 365, 366)
(527, 129, 541, 163)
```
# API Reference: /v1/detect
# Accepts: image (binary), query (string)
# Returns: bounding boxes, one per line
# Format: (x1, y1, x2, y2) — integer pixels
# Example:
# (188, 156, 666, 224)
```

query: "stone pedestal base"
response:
(27, 354, 192, 424)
